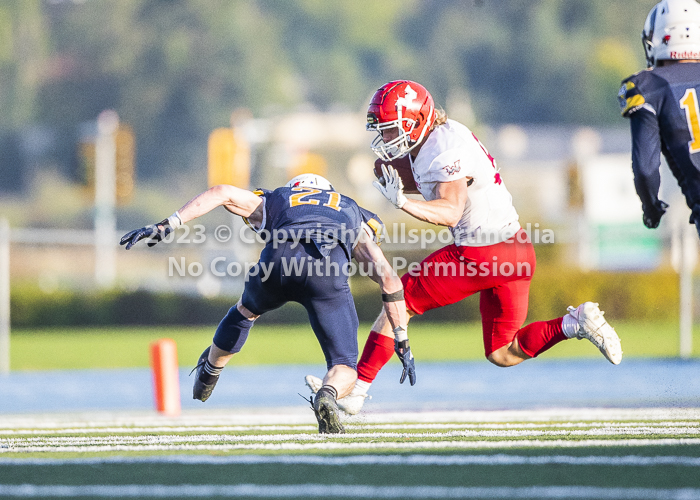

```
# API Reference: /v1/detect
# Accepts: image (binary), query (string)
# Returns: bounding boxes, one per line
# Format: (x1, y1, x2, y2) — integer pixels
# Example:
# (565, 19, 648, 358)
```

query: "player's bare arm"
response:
(120, 184, 263, 250)
(178, 184, 263, 225)
(373, 164, 469, 227)
(352, 227, 416, 385)
(351, 229, 407, 332)
(401, 178, 469, 227)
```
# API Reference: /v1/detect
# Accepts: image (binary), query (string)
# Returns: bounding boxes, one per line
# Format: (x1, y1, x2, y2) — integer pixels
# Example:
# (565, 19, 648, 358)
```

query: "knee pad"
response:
(213, 306, 255, 353)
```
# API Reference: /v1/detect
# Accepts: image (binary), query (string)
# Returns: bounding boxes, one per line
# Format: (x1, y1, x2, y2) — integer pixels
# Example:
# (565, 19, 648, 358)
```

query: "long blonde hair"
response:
(431, 108, 448, 130)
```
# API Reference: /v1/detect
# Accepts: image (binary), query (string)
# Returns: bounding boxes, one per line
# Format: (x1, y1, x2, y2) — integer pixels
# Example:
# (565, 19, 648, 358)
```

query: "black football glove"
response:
(394, 338, 416, 386)
(642, 200, 668, 229)
(120, 219, 174, 250)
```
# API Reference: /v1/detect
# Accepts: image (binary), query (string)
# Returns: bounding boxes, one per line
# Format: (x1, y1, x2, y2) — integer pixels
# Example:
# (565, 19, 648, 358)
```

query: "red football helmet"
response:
(366, 80, 435, 161)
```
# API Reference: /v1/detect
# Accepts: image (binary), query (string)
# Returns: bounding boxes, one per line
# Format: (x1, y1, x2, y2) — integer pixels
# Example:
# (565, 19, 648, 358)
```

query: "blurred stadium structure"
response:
(1, 111, 698, 368)
(4, 117, 698, 277)
(4, 113, 698, 276)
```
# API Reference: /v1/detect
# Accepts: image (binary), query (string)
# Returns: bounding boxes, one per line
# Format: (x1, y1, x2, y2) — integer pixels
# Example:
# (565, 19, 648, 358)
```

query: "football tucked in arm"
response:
(373, 156, 418, 193)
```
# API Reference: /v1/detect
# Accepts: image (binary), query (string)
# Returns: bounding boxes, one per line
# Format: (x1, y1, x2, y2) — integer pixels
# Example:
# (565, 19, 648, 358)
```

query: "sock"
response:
(353, 379, 372, 395)
(317, 385, 337, 400)
(516, 317, 568, 358)
(198, 359, 223, 385)
(357, 331, 395, 383)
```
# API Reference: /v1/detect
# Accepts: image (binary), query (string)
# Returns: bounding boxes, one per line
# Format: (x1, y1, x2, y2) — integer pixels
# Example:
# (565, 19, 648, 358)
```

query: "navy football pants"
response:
(238, 241, 359, 370)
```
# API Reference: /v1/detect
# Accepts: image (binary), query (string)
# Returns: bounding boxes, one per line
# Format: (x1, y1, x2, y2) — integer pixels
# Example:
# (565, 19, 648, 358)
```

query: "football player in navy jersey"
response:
(619, 0, 700, 238)
(120, 174, 411, 434)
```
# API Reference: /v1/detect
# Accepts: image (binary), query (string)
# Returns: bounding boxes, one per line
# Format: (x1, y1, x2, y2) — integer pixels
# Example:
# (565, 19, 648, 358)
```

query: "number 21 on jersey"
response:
(289, 187, 342, 211)
(680, 88, 700, 153)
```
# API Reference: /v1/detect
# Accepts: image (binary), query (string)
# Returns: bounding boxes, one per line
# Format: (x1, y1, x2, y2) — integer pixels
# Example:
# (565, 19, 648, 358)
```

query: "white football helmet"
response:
(285, 173, 334, 190)
(642, 0, 700, 67)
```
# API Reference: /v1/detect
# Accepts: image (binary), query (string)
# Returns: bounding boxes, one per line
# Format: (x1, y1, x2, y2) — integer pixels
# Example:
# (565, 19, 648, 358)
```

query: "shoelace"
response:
(569, 306, 605, 346)
(299, 393, 315, 411)
(189, 360, 205, 377)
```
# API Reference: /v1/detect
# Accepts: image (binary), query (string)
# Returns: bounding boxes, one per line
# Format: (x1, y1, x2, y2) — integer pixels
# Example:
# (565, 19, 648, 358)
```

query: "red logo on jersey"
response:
(444, 160, 461, 175)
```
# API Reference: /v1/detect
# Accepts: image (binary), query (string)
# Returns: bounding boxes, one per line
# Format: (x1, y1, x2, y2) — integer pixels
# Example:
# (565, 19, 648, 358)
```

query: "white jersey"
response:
(410, 119, 520, 246)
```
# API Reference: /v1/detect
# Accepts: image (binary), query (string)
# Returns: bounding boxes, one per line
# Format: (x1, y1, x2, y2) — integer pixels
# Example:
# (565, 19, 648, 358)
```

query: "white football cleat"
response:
(567, 302, 622, 365)
(304, 375, 371, 415)
(305, 374, 323, 394)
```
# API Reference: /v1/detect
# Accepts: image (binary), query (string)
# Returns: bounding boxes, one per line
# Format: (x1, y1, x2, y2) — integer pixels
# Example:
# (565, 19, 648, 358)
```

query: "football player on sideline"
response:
(307, 81, 622, 414)
(618, 0, 700, 238)
(120, 174, 410, 434)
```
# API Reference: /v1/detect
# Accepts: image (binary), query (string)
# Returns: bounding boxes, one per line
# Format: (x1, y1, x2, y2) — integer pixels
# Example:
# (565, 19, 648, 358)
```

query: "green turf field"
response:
(0, 409, 698, 499)
(9, 321, 700, 371)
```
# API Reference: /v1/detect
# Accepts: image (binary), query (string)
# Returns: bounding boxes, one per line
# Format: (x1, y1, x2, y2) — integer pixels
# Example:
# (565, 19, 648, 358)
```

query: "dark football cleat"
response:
(312, 392, 345, 434)
(190, 347, 218, 402)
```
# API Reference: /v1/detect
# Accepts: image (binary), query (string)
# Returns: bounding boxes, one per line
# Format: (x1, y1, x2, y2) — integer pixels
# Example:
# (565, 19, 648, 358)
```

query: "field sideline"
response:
(1, 408, 699, 499)
(9, 320, 700, 370)
(6, 322, 700, 498)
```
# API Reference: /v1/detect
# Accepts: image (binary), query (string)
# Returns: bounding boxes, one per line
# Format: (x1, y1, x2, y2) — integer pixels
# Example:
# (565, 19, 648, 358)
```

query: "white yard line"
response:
(0, 484, 699, 499)
(2, 421, 698, 436)
(1, 454, 700, 467)
(0, 425, 317, 435)
(2, 438, 700, 453)
(1, 408, 698, 429)
(3, 425, 699, 448)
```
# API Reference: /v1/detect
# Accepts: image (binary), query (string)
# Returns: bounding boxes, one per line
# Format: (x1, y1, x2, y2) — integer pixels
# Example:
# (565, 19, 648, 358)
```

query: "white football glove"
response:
(373, 164, 407, 209)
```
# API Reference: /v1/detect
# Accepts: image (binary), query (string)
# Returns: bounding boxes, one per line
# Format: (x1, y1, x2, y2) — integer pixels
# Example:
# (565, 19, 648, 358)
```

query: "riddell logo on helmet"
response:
(670, 50, 700, 58)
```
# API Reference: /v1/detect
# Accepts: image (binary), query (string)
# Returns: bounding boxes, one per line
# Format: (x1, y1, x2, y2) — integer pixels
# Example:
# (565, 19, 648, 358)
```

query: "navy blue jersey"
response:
(619, 63, 700, 210)
(245, 187, 383, 260)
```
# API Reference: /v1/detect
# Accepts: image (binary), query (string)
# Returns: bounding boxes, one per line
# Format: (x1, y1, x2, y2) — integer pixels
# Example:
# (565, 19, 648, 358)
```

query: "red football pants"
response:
(402, 229, 538, 356)
(357, 229, 567, 383)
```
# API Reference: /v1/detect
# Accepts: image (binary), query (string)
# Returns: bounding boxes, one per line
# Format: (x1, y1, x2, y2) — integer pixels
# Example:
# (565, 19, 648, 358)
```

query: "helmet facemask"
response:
(367, 112, 419, 162)
(366, 80, 436, 162)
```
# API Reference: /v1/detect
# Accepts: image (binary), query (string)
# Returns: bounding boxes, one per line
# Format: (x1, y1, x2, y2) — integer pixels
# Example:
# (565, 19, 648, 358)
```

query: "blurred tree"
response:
(1, 0, 655, 183)
(406, 0, 650, 124)
(0, 0, 47, 131)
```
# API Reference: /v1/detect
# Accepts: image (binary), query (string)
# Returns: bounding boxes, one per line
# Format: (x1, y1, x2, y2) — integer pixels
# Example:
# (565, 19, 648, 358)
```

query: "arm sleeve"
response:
(629, 108, 662, 210)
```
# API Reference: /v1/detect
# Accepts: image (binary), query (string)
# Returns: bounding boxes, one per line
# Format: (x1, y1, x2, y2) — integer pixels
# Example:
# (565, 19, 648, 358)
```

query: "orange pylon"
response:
(150, 338, 181, 416)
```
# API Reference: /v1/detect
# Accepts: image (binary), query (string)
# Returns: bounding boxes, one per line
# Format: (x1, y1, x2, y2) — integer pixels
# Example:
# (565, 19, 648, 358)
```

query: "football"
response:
(373, 155, 417, 192)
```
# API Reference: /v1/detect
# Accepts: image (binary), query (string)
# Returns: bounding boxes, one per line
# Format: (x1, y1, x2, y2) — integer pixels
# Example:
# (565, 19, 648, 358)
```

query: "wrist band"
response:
(167, 211, 183, 228)
(382, 290, 404, 302)
(393, 326, 408, 342)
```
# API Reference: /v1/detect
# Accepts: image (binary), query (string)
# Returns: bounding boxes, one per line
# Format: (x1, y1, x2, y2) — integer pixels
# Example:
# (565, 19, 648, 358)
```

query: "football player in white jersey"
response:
(306, 80, 623, 415)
